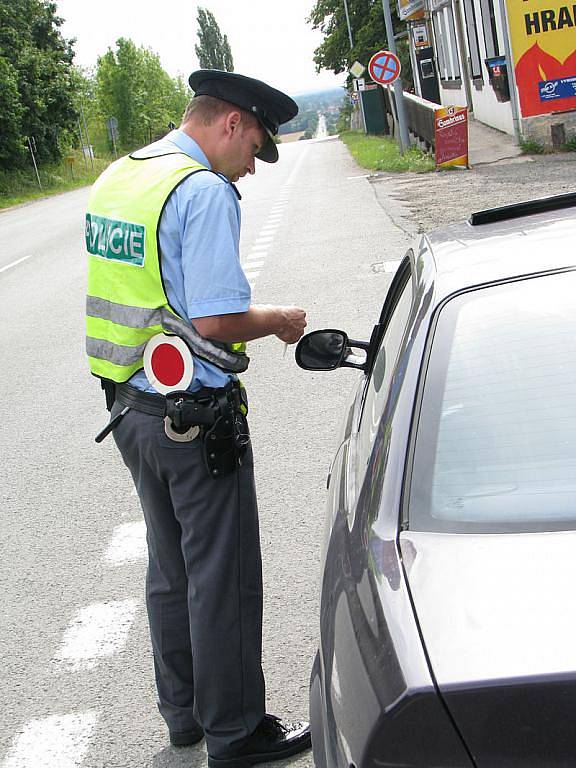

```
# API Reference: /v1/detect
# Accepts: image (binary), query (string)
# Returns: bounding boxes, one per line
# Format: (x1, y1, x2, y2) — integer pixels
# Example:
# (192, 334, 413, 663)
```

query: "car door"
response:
(344, 256, 415, 529)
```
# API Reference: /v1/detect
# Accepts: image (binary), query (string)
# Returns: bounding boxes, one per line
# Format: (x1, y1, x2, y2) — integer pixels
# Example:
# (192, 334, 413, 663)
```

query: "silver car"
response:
(296, 193, 576, 768)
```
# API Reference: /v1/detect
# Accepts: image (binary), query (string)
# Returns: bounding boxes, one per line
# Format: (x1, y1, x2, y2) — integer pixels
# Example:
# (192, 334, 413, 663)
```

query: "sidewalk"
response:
(468, 117, 523, 166)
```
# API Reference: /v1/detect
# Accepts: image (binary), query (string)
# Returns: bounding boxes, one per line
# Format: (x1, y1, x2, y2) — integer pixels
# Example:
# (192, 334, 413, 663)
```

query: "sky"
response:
(55, 0, 346, 97)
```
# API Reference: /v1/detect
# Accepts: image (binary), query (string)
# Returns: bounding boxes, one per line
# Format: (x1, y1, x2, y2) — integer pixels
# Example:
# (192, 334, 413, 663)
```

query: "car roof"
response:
(423, 199, 576, 300)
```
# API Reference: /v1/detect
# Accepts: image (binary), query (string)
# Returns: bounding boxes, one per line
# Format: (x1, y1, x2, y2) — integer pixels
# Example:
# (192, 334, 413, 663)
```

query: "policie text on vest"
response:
(86, 214, 146, 267)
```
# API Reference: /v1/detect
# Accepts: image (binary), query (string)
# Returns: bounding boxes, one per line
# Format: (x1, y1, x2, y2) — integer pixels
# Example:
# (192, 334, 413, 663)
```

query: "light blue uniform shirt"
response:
(130, 130, 251, 393)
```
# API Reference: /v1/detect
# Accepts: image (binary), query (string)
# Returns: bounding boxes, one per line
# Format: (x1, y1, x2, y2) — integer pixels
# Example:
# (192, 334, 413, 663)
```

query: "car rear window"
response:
(409, 271, 576, 533)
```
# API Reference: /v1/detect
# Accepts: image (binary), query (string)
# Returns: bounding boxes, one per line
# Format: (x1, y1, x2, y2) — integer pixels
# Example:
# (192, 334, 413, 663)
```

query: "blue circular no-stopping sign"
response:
(368, 50, 402, 85)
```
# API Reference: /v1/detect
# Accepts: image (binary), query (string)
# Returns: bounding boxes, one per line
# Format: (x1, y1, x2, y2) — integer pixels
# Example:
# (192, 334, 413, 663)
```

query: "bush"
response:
(519, 138, 545, 154)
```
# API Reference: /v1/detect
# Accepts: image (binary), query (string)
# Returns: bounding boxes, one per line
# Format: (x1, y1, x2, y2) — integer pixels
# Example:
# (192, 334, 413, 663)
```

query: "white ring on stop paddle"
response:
(143, 334, 199, 442)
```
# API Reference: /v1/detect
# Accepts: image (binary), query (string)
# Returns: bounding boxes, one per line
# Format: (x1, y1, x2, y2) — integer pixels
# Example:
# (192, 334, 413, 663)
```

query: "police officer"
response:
(85, 70, 310, 767)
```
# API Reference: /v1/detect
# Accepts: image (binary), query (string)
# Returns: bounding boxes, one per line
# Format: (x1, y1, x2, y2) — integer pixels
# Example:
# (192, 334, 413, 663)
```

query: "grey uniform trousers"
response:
(111, 402, 266, 757)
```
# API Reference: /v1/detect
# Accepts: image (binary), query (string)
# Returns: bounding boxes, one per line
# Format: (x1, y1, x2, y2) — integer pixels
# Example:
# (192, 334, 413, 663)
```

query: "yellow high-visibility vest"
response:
(85, 147, 248, 382)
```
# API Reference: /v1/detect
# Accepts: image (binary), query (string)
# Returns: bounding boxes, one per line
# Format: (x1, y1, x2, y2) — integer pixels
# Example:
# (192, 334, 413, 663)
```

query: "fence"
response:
(382, 88, 441, 150)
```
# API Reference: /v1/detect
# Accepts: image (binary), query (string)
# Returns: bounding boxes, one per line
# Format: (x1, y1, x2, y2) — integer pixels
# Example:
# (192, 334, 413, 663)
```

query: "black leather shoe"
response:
(169, 723, 204, 747)
(207, 714, 311, 768)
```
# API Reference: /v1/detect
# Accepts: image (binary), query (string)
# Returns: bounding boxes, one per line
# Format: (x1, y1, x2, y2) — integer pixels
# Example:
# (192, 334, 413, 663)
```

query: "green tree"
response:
(308, 0, 413, 90)
(0, 57, 25, 166)
(0, 0, 79, 168)
(195, 8, 234, 72)
(96, 38, 190, 149)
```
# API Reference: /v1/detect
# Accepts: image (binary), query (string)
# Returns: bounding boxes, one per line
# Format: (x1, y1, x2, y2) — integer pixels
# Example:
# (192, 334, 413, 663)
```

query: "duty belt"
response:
(95, 381, 249, 479)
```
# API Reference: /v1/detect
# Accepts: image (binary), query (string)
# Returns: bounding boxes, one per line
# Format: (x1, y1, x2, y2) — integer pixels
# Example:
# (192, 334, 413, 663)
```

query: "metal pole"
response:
(343, 0, 367, 134)
(27, 138, 42, 189)
(380, 0, 411, 152)
(453, 0, 473, 111)
(342, 0, 354, 48)
(80, 100, 94, 170)
(497, 0, 522, 143)
(78, 118, 88, 171)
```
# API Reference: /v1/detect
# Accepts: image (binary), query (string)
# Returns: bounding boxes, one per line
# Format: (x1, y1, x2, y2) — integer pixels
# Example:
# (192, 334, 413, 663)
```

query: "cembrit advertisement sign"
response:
(505, 0, 576, 117)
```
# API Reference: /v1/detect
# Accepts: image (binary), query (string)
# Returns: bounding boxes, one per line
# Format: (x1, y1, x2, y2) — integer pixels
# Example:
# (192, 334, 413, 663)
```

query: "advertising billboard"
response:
(505, 0, 576, 117)
(435, 106, 469, 168)
(398, 0, 425, 21)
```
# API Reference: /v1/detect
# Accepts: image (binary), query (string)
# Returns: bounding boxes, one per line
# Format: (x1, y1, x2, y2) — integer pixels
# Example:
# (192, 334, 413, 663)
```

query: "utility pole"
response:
(27, 137, 42, 189)
(80, 100, 94, 170)
(379, 0, 411, 152)
(342, 0, 354, 47)
(342, 0, 367, 133)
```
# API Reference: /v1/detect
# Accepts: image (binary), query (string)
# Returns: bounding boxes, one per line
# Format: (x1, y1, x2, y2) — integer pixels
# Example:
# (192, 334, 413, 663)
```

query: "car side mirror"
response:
(295, 330, 369, 372)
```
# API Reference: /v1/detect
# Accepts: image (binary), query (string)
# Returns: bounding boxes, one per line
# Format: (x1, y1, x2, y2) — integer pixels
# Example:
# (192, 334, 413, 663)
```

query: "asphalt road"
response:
(0, 137, 407, 768)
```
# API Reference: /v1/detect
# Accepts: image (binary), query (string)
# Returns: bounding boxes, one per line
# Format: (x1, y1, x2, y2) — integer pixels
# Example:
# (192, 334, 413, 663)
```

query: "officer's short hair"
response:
(182, 95, 258, 128)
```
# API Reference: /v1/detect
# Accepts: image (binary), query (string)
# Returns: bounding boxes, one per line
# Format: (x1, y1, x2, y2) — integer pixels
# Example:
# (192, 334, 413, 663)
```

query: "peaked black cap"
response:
(188, 70, 298, 163)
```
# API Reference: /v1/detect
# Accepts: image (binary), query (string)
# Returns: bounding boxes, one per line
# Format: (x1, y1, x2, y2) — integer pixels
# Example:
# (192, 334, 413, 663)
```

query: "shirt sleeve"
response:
(172, 173, 251, 319)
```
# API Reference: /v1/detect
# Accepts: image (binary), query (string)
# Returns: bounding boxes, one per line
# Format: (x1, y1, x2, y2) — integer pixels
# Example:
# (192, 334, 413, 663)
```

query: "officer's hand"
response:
(275, 306, 307, 344)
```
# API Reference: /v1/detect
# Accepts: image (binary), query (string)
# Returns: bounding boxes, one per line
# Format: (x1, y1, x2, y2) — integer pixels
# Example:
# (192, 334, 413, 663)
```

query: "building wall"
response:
(425, 0, 576, 145)
(466, 0, 515, 134)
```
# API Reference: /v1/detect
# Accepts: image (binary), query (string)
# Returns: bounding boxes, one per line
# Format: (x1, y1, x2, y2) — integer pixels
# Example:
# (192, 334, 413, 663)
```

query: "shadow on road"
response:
(152, 745, 207, 767)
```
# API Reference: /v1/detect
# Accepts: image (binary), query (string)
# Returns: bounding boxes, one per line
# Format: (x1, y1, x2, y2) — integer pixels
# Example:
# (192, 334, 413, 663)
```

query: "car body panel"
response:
(400, 531, 576, 765)
(426, 209, 576, 302)
(311, 247, 473, 767)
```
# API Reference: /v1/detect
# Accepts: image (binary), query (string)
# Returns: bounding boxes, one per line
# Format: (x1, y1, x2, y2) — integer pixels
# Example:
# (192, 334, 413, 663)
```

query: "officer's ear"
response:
(224, 110, 243, 137)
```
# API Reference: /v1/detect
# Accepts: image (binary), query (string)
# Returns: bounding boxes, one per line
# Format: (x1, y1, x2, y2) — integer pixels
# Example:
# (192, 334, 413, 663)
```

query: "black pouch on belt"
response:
(202, 411, 238, 479)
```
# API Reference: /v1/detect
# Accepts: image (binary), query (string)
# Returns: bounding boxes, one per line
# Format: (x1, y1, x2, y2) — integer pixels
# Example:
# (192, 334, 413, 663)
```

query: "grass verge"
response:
(0, 151, 113, 210)
(340, 131, 435, 173)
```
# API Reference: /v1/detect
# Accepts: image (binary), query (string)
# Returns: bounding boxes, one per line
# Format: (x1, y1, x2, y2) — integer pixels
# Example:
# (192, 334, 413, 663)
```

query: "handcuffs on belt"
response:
(164, 387, 250, 479)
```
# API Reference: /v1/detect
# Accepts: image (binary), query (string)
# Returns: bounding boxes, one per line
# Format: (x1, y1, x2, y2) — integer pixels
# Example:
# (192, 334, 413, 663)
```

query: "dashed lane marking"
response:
(0, 255, 33, 275)
(104, 521, 147, 565)
(3, 711, 98, 768)
(243, 259, 265, 268)
(54, 599, 140, 671)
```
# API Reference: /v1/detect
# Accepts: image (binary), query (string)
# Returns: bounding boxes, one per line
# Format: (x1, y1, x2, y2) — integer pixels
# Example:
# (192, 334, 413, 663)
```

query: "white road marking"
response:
(244, 270, 260, 279)
(284, 146, 309, 187)
(259, 225, 278, 234)
(249, 244, 269, 253)
(244, 258, 265, 268)
(254, 236, 274, 245)
(347, 174, 372, 180)
(54, 599, 140, 671)
(104, 521, 147, 565)
(3, 711, 98, 768)
(0, 255, 33, 275)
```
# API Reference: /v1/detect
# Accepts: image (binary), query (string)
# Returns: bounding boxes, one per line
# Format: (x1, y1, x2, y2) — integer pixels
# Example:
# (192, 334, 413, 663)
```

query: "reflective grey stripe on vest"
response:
(86, 296, 249, 373)
(160, 311, 249, 373)
(86, 337, 147, 366)
(87, 296, 162, 329)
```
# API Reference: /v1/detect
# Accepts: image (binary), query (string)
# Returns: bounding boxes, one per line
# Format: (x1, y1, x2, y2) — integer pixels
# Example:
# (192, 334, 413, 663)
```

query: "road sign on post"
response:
(369, 50, 402, 86)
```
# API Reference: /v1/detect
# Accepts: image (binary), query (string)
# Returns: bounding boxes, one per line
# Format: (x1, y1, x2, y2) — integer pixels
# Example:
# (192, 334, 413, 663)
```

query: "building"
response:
(406, 0, 576, 146)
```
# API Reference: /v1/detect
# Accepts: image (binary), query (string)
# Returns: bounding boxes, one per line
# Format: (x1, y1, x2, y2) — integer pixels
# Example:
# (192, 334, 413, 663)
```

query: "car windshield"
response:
(409, 270, 576, 533)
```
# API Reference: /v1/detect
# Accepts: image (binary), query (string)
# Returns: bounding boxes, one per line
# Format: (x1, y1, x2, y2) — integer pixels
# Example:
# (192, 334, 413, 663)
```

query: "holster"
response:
(165, 386, 250, 480)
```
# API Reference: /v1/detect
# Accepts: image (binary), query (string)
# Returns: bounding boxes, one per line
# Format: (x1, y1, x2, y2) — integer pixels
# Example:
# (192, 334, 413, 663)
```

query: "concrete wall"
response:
(521, 112, 576, 147)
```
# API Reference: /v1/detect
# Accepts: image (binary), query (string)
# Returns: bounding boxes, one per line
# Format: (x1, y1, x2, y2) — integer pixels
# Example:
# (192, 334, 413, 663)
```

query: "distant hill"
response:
(279, 87, 346, 137)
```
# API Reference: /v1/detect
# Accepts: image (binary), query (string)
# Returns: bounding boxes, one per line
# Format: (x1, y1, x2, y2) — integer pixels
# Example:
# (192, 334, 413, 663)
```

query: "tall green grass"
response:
(340, 131, 434, 173)
(0, 151, 113, 209)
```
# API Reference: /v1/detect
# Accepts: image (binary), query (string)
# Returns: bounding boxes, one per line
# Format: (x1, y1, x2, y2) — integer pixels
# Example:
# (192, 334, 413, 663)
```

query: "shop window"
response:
(480, 0, 500, 58)
(433, 13, 448, 79)
(433, 5, 461, 82)
(463, 0, 483, 78)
